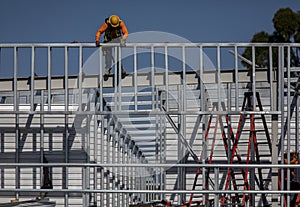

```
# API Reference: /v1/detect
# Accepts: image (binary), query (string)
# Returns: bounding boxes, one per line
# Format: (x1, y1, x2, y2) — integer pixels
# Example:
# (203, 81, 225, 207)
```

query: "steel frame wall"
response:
(0, 43, 299, 207)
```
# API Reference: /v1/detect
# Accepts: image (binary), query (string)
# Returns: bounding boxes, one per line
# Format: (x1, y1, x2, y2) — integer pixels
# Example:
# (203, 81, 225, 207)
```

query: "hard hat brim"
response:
(110, 23, 119, 27)
(109, 15, 120, 27)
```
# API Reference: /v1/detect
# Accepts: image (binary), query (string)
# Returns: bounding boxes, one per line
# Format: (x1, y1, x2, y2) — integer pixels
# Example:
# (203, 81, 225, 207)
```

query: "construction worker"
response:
(280, 151, 300, 207)
(95, 15, 128, 79)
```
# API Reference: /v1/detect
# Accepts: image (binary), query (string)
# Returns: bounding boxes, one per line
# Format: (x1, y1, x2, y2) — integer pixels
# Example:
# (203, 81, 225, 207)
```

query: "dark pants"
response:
(284, 180, 300, 207)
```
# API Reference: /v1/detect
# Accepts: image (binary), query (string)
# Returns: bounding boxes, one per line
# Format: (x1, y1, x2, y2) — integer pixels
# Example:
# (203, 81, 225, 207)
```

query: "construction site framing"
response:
(0, 42, 299, 207)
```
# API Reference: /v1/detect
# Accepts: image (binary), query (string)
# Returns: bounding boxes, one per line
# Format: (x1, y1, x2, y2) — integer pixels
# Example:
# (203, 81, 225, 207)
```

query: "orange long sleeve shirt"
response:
(95, 21, 128, 42)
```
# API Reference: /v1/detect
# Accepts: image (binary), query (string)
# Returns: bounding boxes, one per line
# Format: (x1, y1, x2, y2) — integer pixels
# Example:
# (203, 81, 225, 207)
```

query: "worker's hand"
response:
(95, 41, 100, 47)
(120, 39, 126, 47)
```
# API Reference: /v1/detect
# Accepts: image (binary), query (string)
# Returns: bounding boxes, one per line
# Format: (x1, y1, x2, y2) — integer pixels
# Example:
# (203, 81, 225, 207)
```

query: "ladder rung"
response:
(257, 142, 270, 145)
(259, 154, 272, 157)
(243, 116, 263, 119)
(255, 129, 268, 132)
(192, 195, 202, 198)
(241, 129, 266, 132)
(237, 141, 250, 144)
(207, 126, 216, 129)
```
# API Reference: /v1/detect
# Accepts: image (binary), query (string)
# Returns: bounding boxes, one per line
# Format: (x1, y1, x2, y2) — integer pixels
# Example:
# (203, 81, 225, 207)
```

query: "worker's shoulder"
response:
(119, 20, 126, 26)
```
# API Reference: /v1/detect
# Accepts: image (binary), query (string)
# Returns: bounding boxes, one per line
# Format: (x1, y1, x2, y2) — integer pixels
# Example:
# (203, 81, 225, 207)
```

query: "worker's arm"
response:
(120, 21, 128, 40)
(95, 22, 108, 42)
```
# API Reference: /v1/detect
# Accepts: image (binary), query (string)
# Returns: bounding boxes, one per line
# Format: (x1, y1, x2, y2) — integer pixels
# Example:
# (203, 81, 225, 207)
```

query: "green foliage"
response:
(273, 8, 299, 42)
(241, 7, 300, 69)
(242, 32, 270, 68)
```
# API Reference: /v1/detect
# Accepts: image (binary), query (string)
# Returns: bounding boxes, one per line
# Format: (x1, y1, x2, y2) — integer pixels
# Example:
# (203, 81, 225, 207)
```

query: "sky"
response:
(0, 0, 299, 44)
(0, 0, 300, 78)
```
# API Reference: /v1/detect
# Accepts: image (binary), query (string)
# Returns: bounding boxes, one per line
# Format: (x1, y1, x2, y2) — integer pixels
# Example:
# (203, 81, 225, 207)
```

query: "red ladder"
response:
(188, 101, 242, 206)
(222, 92, 272, 207)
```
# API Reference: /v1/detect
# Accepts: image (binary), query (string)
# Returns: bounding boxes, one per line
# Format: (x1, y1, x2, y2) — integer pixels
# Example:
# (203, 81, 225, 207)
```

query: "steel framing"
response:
(0, 43, 299, 207)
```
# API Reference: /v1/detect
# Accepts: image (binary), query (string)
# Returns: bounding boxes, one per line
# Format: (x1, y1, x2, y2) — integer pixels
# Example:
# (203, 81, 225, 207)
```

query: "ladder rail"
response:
(223, 92, 271, 206)
(189, 102, 244, 206)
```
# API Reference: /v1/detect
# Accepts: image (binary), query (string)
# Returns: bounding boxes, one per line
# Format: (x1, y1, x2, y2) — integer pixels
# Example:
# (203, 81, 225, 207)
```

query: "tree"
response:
(241, 7, 300, 69)
(273, 8, 300, 42)
(242, 31, 270, 68)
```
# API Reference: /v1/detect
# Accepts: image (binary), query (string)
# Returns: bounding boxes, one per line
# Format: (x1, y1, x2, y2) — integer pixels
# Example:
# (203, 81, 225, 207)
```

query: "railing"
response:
(0, 43, 299, 207)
